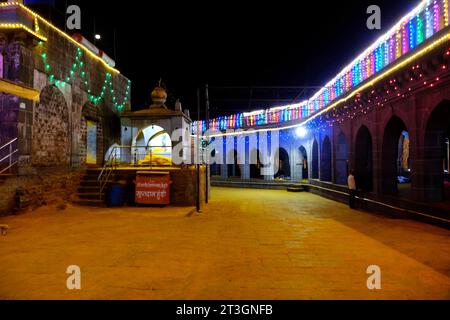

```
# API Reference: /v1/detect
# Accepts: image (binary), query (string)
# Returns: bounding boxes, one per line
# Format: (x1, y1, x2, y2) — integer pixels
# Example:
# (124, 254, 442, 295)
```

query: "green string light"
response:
(39, 48, 130, 111)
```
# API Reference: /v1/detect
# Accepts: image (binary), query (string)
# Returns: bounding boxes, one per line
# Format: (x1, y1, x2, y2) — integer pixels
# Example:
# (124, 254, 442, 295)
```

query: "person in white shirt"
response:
(348, 169, 357, 209)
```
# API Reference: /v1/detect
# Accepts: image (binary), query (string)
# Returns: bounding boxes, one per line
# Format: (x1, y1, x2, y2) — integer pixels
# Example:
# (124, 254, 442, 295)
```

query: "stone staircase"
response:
(74, 168, 110, 207)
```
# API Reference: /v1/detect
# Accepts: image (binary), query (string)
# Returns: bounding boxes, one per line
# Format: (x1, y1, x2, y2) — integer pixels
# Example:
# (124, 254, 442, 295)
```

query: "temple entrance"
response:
(299, 145, 308, 180)
(133, 124, 172, 166)
(312, 139, 319, 179)
(86, 120, 98, 165)
(275, 148, 290, 179)
(382, 116, 410, 197)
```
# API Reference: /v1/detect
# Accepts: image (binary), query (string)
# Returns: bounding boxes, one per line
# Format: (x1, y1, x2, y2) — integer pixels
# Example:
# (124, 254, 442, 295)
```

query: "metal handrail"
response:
(98, 148, 118, 200)
(0, 138, 18, 175)
(0, 138, 17, 150)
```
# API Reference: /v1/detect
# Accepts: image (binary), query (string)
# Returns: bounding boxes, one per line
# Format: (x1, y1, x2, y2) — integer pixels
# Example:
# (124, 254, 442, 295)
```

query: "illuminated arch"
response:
(132, 124, 172, 165)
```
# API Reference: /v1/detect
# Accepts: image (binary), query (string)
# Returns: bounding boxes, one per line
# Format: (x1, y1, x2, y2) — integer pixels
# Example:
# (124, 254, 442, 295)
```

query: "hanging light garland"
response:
(193, 0, 450, 135)
(309, 47, 450, 131)
(40, 45, 130, 111)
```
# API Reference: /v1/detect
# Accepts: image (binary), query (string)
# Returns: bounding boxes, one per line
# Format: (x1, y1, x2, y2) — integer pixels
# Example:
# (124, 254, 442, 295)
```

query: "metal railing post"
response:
(0, 138, 18, 175)
(9, 142, 12, 173)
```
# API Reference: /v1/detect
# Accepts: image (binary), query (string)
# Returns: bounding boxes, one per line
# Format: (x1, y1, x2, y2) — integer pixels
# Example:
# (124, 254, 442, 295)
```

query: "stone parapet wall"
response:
(170, 166, 206, 207)
(0, 168, 83, 216)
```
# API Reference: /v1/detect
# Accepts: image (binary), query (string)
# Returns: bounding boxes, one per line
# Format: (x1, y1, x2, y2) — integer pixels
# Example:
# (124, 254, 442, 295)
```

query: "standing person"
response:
(348, 169, 357, 209)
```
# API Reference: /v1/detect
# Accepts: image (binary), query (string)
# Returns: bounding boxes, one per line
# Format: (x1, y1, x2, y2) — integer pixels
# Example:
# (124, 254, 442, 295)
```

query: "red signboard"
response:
(135, 172, 170, 205)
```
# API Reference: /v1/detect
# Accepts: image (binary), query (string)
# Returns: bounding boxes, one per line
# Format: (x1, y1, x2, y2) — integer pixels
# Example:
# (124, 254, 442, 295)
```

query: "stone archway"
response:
(132, 124, 172, 165)
(335, 131, 348, 185)
(355, 125, 373, 191)
(424, 101, 450, 202)
(32, 85, 70, 166)
(382, 116, 410, 196)
(312, 139, 319, 179)
(320, 136, 332, 182)
(275, 147, 290, 179)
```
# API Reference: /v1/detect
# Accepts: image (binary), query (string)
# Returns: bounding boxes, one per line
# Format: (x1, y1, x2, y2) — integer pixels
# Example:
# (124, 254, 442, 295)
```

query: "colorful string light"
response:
(193, 0, 450, 135)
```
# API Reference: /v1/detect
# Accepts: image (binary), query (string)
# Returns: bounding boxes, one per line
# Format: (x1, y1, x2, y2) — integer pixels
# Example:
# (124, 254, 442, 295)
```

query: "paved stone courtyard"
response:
(0, 187, 449, 299)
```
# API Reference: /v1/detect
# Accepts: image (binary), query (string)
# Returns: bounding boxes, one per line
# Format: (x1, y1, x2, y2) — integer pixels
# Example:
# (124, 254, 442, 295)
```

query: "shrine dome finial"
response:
(151, 80, 167, 106)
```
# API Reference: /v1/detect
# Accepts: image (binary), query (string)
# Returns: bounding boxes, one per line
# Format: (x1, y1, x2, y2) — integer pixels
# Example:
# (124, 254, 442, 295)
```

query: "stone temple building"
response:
(0, 2, 130, 213)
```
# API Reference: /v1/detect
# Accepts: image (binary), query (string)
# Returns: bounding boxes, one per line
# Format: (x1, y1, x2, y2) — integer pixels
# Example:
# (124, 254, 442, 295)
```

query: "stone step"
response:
(73, 198, 105, 207)
(77, 185, 101, 193)
(74, 168, 111, 206)
(81, 173, 118, 181)
(81, 174, 101, 180)
(79, 180, 110, 187)
(77, 192, 103, 200)
(287, 186, 306, 192)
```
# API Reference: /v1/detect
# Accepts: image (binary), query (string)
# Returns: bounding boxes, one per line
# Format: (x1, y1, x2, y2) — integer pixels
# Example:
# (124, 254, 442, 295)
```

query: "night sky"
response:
(43, 0, 417, 117)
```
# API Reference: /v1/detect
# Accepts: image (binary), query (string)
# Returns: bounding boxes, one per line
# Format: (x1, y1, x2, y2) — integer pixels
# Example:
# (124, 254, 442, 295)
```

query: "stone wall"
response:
(0, 168, 83, 216)
(0, 94, 19, 146)
(170, 166, 206, 207)
(0, 8, 131, 215)
(32, 85, 70, 166)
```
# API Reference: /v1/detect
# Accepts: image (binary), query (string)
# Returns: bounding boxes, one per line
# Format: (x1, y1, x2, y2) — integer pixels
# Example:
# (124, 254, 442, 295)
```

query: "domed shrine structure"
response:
(92, 84, 207, 207)
(120, 84, 192, 165)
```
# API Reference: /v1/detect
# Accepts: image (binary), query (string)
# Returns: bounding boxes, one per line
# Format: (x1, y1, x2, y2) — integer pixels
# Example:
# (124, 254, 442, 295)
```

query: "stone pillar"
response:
(290, 145, 301, 181)
(242, 163, 250, 180)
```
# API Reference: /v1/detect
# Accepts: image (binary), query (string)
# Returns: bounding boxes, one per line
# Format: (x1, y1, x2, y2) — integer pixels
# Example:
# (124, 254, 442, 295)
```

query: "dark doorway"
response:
(320, 136, 332, 182)
(250, 149, 263, 179)
(382, 116, 410, 197)
(355, 126, 373, 191)
(299, 145, 308, 180)
(312, 139, 319, 179)
(275, 148, 290, 179)
(335, 132, 348, 185)
(424, 101, 450, 202)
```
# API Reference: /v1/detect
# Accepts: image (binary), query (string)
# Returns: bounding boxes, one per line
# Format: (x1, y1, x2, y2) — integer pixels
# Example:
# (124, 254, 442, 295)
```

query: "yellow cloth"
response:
(138, 150, 172, 166)
(0, 79, 40, 102)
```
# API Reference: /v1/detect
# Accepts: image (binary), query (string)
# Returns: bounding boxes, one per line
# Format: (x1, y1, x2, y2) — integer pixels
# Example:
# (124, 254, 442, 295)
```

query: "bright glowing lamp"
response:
(94, 34, 101, 40)
(296, 127, 307, 138)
